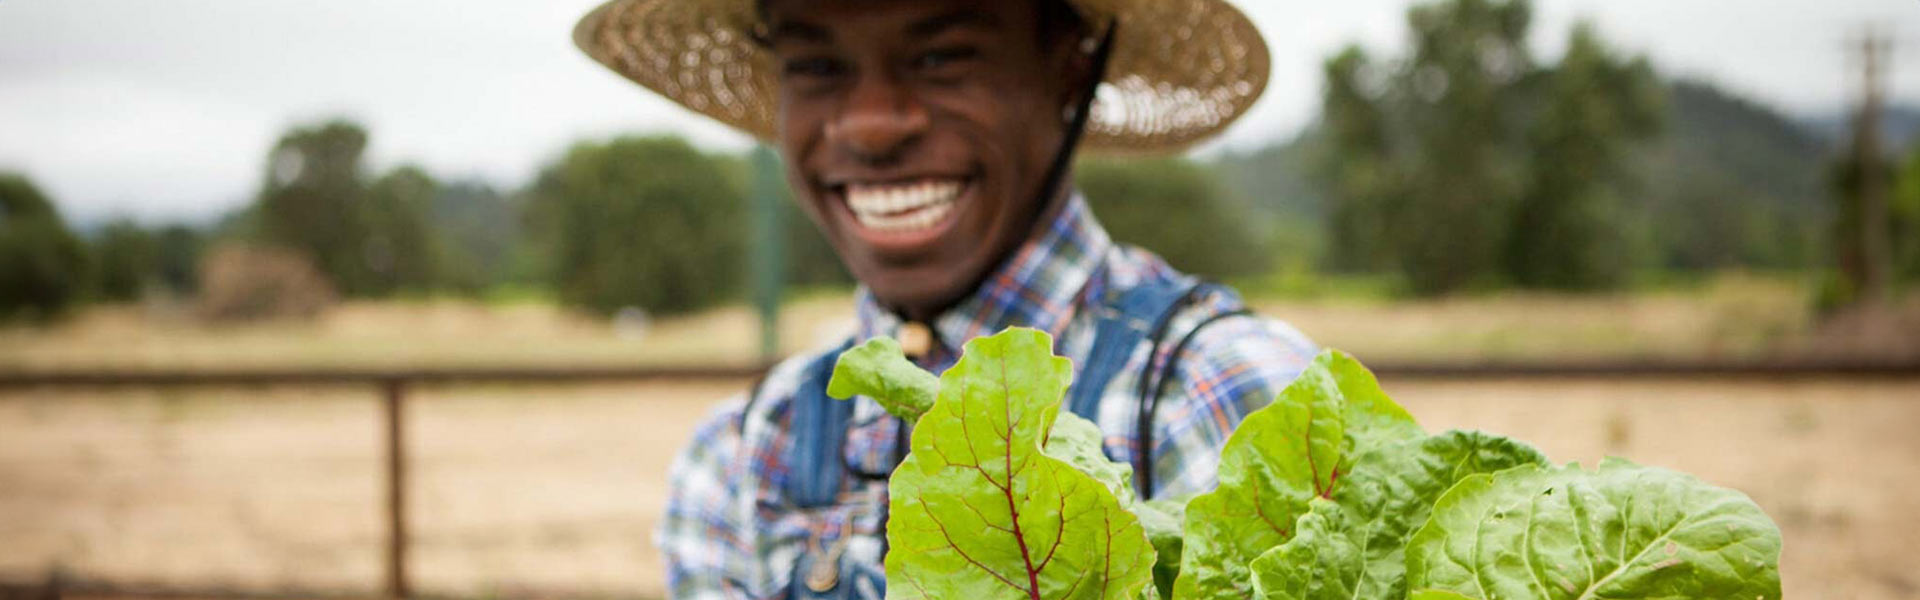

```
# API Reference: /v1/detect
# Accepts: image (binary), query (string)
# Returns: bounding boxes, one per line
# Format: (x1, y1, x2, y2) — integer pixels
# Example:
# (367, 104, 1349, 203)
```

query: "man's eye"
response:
(783, 57, 848, 79)
(913, 47, 978, 71)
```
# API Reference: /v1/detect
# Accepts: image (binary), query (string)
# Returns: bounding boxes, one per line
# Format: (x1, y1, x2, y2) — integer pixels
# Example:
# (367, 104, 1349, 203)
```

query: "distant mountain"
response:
(1207, 125, 1330, 262)
(1631, 79, 1833, 269)
(1211, 130, 1326, 223)
(1798, 104, 1920, 154)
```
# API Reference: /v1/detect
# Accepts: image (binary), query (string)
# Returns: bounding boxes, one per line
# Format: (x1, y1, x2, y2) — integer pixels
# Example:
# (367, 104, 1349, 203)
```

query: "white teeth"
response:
(844, 179, 963, 233)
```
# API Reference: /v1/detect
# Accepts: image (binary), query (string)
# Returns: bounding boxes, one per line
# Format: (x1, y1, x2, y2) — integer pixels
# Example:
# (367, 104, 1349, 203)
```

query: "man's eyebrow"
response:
(767, 19, 831, 44)
(907, 8, 1001, 38)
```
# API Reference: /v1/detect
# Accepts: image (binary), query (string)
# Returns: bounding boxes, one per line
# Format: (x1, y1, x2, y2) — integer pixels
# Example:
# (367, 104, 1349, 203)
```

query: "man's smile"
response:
(827, 176, 974, 251)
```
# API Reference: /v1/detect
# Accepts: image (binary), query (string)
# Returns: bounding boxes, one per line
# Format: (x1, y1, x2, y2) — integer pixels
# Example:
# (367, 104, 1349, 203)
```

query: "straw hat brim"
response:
(573, 0, 1269, 154)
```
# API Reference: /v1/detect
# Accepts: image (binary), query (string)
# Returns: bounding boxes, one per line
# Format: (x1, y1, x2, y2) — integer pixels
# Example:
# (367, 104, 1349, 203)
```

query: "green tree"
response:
(0, 173, 87, 321)
(153, 224, 205, 294)
(360, 165, 442, 295)
(714, 151, 850, 288)
(784, 206, 853, 287)
(1896, 145, 1920, 283)
(1318, 46, 1400, 273)
(1827, 132, 1899, 309)
(1075, 157, 1271, 280)
(1395, 0, 1533, 294)
(526, 135, 745, 316)
(254, 119, 373, 294)
(87, 220, 205, 299)
(430, 180, 523, 293)
(1311, 0, 1664, 294)
(1506, 23, 1662, 289)
(86, 219, 160, 301)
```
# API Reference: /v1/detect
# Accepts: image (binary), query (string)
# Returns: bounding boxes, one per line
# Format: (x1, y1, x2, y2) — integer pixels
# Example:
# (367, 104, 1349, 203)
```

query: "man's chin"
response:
(859, 264, 981, 321)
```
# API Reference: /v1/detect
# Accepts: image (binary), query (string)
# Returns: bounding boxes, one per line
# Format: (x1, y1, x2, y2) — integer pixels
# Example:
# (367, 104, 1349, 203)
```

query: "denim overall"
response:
(779, 278, 1246, 600)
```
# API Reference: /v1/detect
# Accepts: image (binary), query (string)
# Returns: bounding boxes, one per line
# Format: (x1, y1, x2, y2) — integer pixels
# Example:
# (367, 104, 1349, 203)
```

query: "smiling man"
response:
(575, 0, 1314, 598)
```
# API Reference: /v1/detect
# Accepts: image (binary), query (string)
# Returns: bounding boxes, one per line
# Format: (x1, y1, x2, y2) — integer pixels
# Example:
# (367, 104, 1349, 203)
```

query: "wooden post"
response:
(749, 144, 786, 364)
(381, 379, 410, 599)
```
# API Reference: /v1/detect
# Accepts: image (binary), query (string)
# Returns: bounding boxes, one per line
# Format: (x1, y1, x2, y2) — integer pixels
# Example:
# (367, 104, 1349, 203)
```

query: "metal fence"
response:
(1, 358, 1915, 600)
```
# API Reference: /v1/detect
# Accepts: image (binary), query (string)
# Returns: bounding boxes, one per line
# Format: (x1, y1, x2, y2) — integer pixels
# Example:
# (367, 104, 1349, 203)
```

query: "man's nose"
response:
(824, 75, 928, 165)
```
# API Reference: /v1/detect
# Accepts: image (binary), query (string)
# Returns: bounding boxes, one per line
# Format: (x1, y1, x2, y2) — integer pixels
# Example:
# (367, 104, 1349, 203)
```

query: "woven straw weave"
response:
(574, 0, 1269, 153)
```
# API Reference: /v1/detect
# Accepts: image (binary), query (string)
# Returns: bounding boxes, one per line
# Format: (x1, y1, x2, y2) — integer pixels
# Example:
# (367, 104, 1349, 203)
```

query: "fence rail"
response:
(3, 359, 1917, 390)
(1, 358, 1915, 600)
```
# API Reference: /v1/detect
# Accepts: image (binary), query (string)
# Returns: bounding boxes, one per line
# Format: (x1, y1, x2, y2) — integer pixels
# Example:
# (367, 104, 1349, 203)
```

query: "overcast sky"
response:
(1, 0, 1915, 226)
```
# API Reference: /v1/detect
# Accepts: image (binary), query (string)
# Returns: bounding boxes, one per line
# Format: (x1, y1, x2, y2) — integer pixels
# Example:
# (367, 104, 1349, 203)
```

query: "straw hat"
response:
(573, 0, 1269, 153)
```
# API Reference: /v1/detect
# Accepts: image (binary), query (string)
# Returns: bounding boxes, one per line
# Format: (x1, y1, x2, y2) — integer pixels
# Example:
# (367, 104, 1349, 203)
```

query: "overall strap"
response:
(1065, 278, 1200, 422)
(784, 340, 857, 508)
(1133, 283, 1250, 498)
(782, 340, 897, 600)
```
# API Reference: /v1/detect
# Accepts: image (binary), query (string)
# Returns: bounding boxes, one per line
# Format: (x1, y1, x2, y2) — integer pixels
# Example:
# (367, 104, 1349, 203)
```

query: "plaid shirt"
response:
(657, 194, 1317, 600)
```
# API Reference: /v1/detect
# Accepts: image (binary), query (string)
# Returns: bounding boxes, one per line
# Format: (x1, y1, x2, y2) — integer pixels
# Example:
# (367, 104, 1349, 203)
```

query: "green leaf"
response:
(1406, 458, 1783, 600)
(1247, 498, 1359, 599)
(830, 337, 1126, 499)
(1044, 411, 1138, 506)
(826, 336, 940, 424)
(1172, 350, 1423, 599)
(1136, 496, 1192, 600)
(1248, 431, 1549, 599)
(885, 328, 1156, 600)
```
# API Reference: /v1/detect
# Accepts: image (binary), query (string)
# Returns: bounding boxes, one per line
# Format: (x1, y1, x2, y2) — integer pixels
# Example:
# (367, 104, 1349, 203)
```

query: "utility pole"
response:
(1841, 26, 1894, 304)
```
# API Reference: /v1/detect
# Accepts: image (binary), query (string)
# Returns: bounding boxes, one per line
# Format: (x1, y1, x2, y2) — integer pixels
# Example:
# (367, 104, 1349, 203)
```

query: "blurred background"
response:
(2, 0, 1917, 599)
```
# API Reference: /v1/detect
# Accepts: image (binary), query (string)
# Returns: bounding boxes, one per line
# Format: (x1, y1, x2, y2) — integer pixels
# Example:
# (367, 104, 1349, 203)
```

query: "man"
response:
(574, 0, 1314, 597)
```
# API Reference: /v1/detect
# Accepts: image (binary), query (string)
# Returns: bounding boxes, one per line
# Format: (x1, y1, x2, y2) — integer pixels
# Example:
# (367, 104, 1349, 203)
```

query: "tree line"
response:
(0, 120, 1267, 323)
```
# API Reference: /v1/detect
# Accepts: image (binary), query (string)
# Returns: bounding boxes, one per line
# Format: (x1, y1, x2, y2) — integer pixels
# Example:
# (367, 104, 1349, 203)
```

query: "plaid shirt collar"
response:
(853, 193, 1111, 369)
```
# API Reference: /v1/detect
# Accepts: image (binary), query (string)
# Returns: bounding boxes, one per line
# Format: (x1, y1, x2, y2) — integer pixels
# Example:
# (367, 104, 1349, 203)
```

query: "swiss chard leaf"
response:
(883, 328, 1156, 600)
(830, 334, 1136, 507)
(1406, 458, 1783, 600)
(1136, 496, 1191, 600)
(1171, 350, 1424, 599)
(826, 336, 940, 424)
(1248, 431, 1549, 599)
(1043, 409, 1139, 506)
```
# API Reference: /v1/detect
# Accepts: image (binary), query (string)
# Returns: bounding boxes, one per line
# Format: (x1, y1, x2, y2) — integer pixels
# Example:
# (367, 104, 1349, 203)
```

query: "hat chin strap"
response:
(1033, 20, 1118, 215)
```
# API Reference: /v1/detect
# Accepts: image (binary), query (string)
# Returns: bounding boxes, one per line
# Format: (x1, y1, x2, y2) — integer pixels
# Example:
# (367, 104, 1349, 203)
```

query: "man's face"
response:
(765, 0, 1084, 318)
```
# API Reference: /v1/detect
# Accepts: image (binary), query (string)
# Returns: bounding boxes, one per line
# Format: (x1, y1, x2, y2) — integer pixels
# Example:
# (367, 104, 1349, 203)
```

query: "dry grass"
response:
(8, 273, 1910, 371)
(1255, 273, 1827, 363)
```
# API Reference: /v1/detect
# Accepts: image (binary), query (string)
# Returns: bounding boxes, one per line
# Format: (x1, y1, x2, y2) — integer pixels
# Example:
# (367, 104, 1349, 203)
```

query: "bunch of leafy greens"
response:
(827, 328, 1782, 600)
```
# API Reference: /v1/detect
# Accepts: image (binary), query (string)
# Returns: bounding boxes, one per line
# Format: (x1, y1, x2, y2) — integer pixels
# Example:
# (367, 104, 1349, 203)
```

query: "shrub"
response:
(195, 244, 337, 322)
(0, 173, 86, 322)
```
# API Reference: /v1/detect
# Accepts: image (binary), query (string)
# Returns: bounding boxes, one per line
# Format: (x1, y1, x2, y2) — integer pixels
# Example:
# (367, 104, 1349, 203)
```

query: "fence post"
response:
(381, 378, 410, 599)
(749, 144, 785, 364)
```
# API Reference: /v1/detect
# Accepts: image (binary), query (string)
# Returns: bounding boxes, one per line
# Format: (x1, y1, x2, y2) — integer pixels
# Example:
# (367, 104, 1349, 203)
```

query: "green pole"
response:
(749, 144, 785, 363)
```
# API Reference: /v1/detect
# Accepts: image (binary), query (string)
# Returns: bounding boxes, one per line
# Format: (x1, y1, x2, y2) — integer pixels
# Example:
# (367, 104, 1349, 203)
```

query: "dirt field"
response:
(1, 377, 1914, 600)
